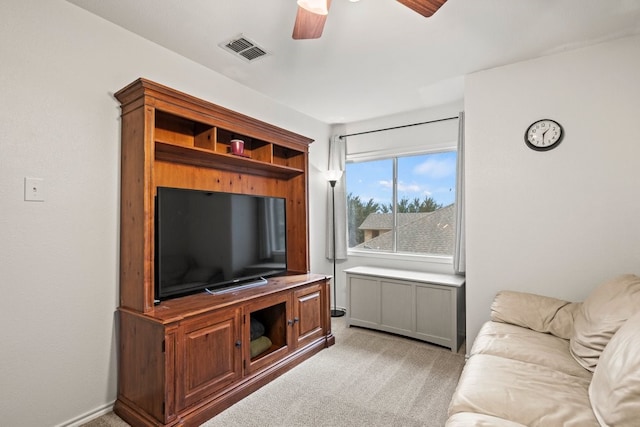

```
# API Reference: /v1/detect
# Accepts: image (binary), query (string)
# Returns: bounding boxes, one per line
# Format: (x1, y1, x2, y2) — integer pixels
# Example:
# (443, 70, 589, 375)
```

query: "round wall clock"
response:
(525, 119, 564, 151)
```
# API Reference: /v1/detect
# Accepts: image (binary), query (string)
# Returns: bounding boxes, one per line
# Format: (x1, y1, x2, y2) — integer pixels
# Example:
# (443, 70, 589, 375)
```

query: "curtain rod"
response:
(338, 115, 459, 139)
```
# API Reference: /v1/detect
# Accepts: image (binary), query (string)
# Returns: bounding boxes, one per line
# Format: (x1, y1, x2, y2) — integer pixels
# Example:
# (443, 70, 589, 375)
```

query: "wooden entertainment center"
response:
(114, 78, 334, 426)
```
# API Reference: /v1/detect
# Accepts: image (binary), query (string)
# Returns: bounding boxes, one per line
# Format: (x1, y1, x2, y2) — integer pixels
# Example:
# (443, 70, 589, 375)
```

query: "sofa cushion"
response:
(589, 311, 640, 427)
(570, 274, 640, 372)
(447, 354, 598, 427)
(491, 291, 580, 339)
(471, 321, 591, 379)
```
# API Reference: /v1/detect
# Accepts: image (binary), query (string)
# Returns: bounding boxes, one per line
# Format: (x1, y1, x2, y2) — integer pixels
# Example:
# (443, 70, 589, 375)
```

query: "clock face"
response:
(525, 119, 563, 151)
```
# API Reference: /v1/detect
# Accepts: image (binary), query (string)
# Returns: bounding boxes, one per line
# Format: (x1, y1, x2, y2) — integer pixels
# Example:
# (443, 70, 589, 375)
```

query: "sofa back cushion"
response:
(570, 274, 640, 372)
(589, 310, 640, 426)
(491, 291, 579, 339)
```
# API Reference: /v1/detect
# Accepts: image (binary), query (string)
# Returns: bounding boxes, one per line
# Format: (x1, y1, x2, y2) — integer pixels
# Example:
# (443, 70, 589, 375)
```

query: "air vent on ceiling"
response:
(220, 34, 269, 62)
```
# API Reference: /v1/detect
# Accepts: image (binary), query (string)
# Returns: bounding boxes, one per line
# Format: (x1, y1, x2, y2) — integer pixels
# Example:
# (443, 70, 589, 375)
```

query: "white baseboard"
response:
(56, 401, 115, 427)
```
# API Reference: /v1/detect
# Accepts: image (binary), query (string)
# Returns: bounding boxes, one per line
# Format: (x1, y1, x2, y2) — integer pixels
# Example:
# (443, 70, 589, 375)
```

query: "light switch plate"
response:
(24, 177, 45, 201)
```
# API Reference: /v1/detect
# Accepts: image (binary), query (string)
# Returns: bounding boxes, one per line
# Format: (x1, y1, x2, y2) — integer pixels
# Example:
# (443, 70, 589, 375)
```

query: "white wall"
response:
(0, 1, 329, 425)
(465, 34, 640, 352)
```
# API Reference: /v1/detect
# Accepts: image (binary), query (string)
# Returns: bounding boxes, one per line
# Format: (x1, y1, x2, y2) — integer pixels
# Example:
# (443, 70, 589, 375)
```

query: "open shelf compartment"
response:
(215, 128, 273, 162)
(249, 302, 287, 361)
(273, 145, 305, 169)
(155, 110, 213, 149)
(153, 110, 305, 179)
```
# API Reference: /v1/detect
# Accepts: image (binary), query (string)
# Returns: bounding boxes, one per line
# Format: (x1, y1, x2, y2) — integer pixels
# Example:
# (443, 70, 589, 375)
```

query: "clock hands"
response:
(541, 128, 549, 145)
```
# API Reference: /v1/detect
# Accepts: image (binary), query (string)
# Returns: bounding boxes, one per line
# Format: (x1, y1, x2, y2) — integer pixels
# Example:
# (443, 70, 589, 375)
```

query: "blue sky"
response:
(345, 151, 457, 208)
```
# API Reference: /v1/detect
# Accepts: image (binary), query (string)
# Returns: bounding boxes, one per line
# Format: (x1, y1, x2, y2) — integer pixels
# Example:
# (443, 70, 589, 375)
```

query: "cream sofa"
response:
(446, 274, 640, 427)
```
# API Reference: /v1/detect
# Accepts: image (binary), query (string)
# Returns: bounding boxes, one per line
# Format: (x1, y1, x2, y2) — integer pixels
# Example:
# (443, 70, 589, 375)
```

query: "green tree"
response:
(384, 196, 442, 213)
(347, 193, 381, 246)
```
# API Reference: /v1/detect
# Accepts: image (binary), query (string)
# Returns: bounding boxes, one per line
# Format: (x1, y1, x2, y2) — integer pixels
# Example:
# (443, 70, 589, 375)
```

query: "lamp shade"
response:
(297, 0, 329, 15)
(326, 169, 343, 183)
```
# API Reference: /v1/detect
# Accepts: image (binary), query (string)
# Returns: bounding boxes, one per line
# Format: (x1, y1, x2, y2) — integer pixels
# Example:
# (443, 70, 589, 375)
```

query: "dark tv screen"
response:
(155, 187, 287, 301)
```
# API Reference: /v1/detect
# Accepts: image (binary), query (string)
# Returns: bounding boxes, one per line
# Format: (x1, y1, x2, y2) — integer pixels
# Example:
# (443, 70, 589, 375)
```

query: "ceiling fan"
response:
(292, 0, 447, 40)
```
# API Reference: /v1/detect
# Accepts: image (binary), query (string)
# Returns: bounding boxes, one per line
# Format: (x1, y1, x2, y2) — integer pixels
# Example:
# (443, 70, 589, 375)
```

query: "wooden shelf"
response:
(153, 109, 306, 179)
(155, 142, 304, 179)
(143, 273, 324, 324)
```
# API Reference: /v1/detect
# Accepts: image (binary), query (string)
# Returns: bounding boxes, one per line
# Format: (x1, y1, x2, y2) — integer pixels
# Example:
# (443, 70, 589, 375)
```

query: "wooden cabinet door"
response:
(176, 306, 242, 411)
(292, 283, 324, 349)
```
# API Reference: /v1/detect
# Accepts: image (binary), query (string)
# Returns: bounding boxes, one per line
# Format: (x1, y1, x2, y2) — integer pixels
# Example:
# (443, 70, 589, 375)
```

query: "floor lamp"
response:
(327, 170, 345, 318)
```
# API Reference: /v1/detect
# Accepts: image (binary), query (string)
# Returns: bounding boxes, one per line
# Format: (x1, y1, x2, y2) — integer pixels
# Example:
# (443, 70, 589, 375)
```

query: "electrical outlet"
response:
(24, 177, 45, 201)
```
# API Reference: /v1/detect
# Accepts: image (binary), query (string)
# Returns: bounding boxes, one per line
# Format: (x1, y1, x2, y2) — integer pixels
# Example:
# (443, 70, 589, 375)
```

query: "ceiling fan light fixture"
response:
(297, 0, 328, 15)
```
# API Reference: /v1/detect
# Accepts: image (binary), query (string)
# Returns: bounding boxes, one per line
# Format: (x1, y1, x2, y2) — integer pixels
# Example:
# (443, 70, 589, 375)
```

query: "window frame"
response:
(345, 144, 458, 263)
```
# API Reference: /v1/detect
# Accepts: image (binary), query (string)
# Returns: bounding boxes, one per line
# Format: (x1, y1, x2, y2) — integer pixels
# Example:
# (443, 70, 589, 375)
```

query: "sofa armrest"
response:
(490, 291, 581, 339)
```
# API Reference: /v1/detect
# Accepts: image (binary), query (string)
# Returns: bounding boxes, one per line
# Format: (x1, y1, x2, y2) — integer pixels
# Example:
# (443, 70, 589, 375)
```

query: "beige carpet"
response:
(85, 318, 465, 427)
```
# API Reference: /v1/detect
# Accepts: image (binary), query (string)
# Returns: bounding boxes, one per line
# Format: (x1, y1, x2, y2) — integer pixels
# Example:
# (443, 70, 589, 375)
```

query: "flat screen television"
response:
(155, 187, 287, 301)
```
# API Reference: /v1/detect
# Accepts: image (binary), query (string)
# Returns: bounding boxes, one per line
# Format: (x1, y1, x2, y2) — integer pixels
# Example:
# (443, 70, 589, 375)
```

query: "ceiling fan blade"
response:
(292, 0, 332, 40)
(396, 0, 447, 17)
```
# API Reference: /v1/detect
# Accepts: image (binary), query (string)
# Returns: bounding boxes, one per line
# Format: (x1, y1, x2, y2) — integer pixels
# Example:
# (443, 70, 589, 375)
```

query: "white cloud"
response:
(381, 180, 424, 194)
(413, 158, 455, 178)
(382, 179, 433, 196)
(397, 181, 422, 193)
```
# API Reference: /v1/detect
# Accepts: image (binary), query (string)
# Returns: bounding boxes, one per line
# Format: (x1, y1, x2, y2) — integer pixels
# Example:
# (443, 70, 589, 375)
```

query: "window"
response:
(346, 151, 456, 257)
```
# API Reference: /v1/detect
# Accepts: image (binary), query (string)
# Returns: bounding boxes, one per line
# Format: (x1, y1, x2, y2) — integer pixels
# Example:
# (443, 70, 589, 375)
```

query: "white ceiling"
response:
(67, 0, 640, 124)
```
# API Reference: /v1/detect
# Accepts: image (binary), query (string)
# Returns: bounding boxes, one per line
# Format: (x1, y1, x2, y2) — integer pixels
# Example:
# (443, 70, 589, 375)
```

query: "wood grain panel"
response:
(118, 311, 168, 423)
(177, 307, 242, 411)
(119, 105, 155, 312)
(293, 283, 323, 348)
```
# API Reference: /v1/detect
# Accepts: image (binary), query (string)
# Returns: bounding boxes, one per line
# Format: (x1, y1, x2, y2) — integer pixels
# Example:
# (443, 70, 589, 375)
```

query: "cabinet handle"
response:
(287, 317, 300, 326)
(235, 340, 242, 348)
